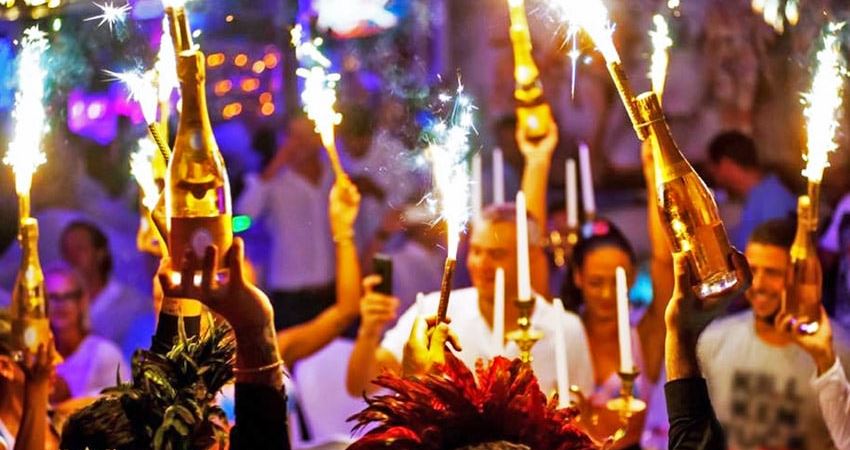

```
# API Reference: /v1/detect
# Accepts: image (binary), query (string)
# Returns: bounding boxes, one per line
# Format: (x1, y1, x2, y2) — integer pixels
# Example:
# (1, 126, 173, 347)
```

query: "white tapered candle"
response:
(554, 298, 570, 408)
(516, 191, 531, 302)
(578, 142, 596, 218)
(616, 267, 634, 373)
(493, 267, 505, 351)
(566, 158, 578, 229)
(493, 147, 505, 204)
(472, 152, 483, 221)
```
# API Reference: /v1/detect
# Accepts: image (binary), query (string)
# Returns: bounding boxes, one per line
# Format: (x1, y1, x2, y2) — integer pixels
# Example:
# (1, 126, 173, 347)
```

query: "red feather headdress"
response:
(348, 352, 597, 450)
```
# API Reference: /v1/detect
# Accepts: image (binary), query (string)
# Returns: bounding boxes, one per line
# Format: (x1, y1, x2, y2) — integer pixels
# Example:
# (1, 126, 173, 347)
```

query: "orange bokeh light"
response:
(234, 54, 248, 67)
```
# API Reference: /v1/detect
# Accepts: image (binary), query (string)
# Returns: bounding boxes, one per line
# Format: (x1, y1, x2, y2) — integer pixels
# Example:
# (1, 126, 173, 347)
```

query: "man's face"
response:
(708, 158, 739, 195)
(46, 271, 86, 334)
(287, 117, 323, 162)
(61, 229, 98, 276)
(467, 220, 519, 303)
(744, 242, 789, 322)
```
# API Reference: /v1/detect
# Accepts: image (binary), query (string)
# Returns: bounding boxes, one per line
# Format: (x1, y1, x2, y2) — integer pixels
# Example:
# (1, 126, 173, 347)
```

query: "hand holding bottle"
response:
(777, 306, 836, 375)
(516, 115, 558, 164)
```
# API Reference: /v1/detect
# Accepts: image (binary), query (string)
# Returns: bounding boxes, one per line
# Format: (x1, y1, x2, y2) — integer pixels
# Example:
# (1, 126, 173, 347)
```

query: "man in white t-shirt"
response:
(346, 204, 594, 397)
(698, 219, 850, 450)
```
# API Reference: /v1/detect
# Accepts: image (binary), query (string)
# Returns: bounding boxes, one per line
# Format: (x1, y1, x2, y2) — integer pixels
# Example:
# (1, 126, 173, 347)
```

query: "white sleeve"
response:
(811, 359, 850, 450)
(563, 312, 594, 394)
(235, 173, 271, 218)
(380, 300, 422, 363)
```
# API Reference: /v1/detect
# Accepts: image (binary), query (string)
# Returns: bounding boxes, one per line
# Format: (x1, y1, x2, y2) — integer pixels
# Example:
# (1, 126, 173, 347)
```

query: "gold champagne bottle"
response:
(166, 49, 233, 275)
(507, 0, 553, 139)
(784, 195, 822, 331)
(637, 92, 738, 298)
(11, 218, 51, 354)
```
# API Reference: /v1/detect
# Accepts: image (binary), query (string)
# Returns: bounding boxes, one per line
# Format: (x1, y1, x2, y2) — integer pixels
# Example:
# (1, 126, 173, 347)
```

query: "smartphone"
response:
(372, 254, 393, 295)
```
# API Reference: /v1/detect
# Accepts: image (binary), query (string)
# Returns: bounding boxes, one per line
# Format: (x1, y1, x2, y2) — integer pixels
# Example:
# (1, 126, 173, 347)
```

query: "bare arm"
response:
(638, 138, 674, 383)
(14, 343, 54, 450)
(518, 118, 558, 297)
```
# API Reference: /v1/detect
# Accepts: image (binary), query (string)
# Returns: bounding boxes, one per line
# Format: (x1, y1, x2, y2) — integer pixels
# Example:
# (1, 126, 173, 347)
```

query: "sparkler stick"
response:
(427, 84, 476, 324)
(4, 27, 49, 222)
(550, 0, 648, 140)
(649, 14, 672, 103)
(106, 69, 172, 163)
(291, 24, 346, 178)
(801, 23, 847, 229)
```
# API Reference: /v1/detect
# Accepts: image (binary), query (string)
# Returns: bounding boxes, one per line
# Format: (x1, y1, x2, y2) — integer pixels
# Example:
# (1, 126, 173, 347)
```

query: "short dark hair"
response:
(61, 221, 113, 279)
(749, 218, 797, 250)
(708, 131, 760, 169)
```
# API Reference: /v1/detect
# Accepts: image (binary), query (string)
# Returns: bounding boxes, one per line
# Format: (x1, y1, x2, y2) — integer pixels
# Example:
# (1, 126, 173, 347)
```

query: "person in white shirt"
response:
(44, 264, 129, 402)
(59, 221, 152, 360)
(697, 219, 850, 450)
(236, 116, 339, 332)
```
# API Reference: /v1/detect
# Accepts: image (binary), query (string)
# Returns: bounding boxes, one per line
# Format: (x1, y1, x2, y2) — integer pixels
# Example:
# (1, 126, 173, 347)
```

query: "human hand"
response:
(329, 175, 361, 242)
(516, 116, 558, 164)
(777, 306, 836, 375)
(665, 249, 751, 339)
(20, 340, 56, 389)
(358, 275, 399, 339)
(402, 315, 461, 377)
(159, 237, 273, 335)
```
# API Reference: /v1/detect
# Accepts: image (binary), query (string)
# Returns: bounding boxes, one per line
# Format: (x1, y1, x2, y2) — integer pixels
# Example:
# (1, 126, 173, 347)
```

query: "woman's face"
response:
(573, 246, 634, 322)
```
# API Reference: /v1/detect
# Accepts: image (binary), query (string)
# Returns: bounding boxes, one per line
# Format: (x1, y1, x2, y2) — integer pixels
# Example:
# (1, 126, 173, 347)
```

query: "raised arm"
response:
(276, 176, 363, 367)
(638, 138, 675, 383)
(14, 343, 55, 450)
(517, 117, 558, 297)
(346, 276, 401, 396)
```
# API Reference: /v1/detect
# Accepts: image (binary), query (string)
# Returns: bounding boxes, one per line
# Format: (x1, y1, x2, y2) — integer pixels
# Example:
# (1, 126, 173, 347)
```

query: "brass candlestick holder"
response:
(605, 369, 647, 419)
(507, 298, 543, 364)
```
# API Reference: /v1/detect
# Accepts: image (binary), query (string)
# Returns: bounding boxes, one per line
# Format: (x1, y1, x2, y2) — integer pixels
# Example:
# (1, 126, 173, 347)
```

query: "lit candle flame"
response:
(4, 26, 49, 199)
(130, 138, 160, 211)
(649, 14, 672, 100)
(801, 23, 847, 184)
(84, 1, 132, 32)
(549, 0, 620, 63)
(291, 24, 341, 149)
(155, 17, 178, 104)
(104, 69, 158, 125)
(426, 83, 476, 258)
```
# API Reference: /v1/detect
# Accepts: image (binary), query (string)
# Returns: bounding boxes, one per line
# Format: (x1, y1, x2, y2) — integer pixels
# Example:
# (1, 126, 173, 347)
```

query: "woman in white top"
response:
(44, 265, 129, 402)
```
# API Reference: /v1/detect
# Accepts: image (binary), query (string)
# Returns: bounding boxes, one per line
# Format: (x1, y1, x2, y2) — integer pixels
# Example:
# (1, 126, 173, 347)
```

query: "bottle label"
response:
(12, 317, 51, 353)
(169, 215, 233, 270)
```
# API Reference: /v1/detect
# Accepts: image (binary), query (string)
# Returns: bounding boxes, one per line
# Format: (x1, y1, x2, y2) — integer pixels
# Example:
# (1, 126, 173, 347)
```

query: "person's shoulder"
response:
(83, 334, 124, 357)
(830, 321, 850, 354)
(700, 311, 753, 346)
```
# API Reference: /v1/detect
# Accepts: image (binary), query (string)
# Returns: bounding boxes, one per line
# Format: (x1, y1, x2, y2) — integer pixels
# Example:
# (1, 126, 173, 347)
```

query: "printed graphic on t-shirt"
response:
(725, 369, 806, 450)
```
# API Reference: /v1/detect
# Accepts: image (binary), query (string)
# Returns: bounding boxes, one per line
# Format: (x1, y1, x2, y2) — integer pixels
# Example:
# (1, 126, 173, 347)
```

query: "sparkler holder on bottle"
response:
(506, 298, 543, 364)
(18, 195, 30, 223)
(436, 258, 457, 324)
(606, 62, 650, 142)
(147, 123, 172, 165)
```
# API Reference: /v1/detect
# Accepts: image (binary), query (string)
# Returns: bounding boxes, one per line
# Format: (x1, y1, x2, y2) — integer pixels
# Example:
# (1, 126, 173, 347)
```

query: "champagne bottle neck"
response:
(792, 197, 816, 260)
(637, 92, 690, 182)
(19, 219, 43, 278)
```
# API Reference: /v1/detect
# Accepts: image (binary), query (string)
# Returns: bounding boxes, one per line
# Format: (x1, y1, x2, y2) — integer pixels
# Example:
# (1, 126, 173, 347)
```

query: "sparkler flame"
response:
(291, 24, 341, 148)
(161, 0, 187, 7)
(84, 1, 132, 32)
(426, 83, 476, 258)
(649, 14, 672, 99)
(4, 26, 49, 198)
(155, 17, 179, 104)
(105, 69, 158, 125)
(801, 23, 847, 184)
(549, 0, 620, 63)
(130, 138, 160, 211)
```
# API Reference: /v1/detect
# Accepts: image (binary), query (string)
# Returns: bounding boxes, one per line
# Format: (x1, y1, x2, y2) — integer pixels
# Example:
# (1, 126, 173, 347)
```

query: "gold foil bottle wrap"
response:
(507, 0, 551, 139)
(785, 195, 822, 328)
(11, 218, 50, 353)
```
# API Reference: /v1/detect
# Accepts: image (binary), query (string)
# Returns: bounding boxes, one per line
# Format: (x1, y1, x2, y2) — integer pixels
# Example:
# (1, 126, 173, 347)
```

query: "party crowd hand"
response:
(329, 175, 361, 240)
(665, 249, 752, 339)
(159, 237, 273, 334)
(777, 306, 837, 375)
(516, 116, 559, 163)
(358, 275, 399, 339)
(20, 340, 56, 387)
(402, 315, 462, 377)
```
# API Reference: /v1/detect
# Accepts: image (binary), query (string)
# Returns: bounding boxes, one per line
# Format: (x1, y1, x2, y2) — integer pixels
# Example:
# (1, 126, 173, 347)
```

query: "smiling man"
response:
(697, 219, 850, 450)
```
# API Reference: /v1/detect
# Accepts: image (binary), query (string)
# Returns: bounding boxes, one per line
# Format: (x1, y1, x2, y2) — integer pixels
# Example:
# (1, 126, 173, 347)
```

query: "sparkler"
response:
(291, 24, 346, 178)
(801, 23, 847, 227)
(426, 83, 476, 323)
(131, 138, 160, 212)
(549, 0, 648, 140)
(752, 0, 800, 34)
(105, 69, 172, 165)
(84, 1, 131, 32)
(4, 26, 49, 221)
(155, 17, 179, 141)
(649, 14, 672, 103)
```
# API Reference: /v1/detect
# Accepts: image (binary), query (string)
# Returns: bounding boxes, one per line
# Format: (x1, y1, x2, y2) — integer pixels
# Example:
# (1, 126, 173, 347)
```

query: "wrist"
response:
(332, 227, 355, 243)
(357, 325, 384, 342)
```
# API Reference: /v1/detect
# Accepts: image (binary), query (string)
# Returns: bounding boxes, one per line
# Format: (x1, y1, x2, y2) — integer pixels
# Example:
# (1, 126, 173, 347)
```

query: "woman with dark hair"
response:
(556, 144, 674, 448)
(59, 221, 152, 360)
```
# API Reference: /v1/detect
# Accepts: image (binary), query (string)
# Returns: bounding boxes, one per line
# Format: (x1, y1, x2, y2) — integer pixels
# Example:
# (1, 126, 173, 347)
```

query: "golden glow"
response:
(263, 53, 279, 69)
(130, 138, 160, 211)
(207, 52, 226, 67)
(240, 77, 260, 92)
(214, 79, 232, 96)
(802, 23, 847, 184)
(649, 14, 672, 100)
(261, 102, 275, 116)
(222, 102, 243, 119)
(252, 60, 266, 74)
(4, 27, 49, 198)
(234, 53, 248, 67)
(549, 0, 620, 63)
(105, 69, 158, 124)
(259, 92, 272, 103)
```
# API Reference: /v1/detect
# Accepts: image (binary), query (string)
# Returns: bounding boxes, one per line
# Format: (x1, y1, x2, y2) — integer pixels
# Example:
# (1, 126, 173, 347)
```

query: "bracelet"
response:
(333, 231, 355, 243)
(233, 359, 283, 375)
